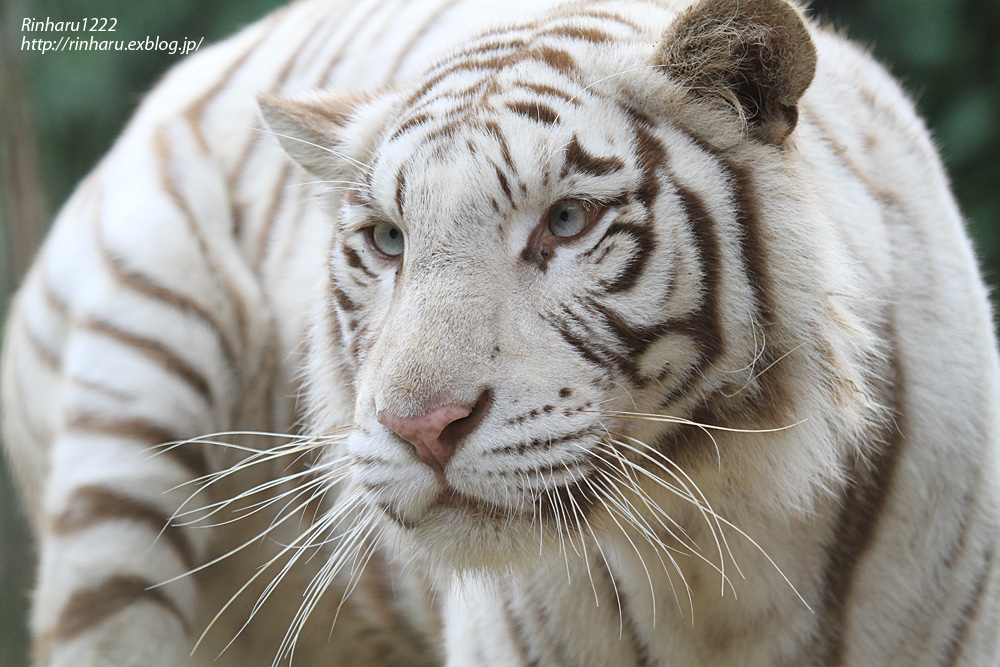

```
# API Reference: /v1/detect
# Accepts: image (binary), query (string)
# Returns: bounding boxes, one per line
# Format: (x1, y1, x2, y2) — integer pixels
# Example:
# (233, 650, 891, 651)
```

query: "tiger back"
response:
(3, 0, 999, 665)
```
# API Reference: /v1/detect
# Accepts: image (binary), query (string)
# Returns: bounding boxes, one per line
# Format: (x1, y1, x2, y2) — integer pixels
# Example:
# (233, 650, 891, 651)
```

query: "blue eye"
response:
(370, 223, 405, 257)
(548, 200, 590, 238)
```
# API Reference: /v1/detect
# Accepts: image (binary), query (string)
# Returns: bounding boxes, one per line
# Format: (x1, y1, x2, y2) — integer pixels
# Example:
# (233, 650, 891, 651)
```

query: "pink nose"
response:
(377, 390, 492, 474)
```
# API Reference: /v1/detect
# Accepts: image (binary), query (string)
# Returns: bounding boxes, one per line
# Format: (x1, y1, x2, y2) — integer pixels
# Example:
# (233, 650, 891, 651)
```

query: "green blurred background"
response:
(1, 1, 998, 664)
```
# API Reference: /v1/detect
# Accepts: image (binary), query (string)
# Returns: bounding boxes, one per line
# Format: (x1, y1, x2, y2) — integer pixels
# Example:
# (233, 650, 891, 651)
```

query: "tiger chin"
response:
(3, 0, 999, 664)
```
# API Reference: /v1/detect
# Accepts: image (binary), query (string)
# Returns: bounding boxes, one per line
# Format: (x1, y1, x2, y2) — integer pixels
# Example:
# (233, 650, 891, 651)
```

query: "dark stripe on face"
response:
(550, 310, 641, 381)
(493, 426, 597, 456)
(331, 279, 358, 312)
(493, 161, 516, 206)
(539, 25, 614, 44)
(408, 44, 577, 108)
(723, 157, 795, 421)
(389, 112, 432, 142)
(484, 121, 517, 171)
(596, 221, 655, 294)
(342, 243, 376, 279)
(561, 135, 626, 178)
(654, 179, 725, 402)
(51, 485, 197, 571)
(582, 297, 672, 370)
(506, 101, 560, 125)
(515, 81, 579, 104)
(53, 575, 188, 640)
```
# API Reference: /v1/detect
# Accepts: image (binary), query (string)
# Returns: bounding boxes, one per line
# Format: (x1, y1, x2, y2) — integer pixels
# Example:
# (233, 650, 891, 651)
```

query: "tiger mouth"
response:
(434, 487, 511, 520)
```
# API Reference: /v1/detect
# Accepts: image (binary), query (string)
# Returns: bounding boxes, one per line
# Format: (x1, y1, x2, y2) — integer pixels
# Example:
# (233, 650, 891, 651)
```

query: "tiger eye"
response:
(370, 223, 405, 257)
(547, 200, 590, 238)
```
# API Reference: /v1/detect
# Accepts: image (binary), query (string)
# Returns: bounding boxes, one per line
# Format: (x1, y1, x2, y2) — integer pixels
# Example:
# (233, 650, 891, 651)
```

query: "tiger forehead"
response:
(363, 117, 637, 230)
(350, 14, 661, 223)
(383, 11, 653, 149)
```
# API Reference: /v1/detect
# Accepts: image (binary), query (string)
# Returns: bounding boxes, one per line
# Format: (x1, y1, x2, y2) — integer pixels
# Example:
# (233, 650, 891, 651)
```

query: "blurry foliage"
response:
(1, 1, 998, 666)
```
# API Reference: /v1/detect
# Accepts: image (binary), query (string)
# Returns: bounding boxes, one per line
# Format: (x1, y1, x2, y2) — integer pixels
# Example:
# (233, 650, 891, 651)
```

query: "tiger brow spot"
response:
(543, 405, 554, 413)
(559, 387, 572, 398)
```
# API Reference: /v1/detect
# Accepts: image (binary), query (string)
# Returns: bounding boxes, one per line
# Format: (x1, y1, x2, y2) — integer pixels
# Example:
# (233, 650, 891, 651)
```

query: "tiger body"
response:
(3, 0, 999, 665)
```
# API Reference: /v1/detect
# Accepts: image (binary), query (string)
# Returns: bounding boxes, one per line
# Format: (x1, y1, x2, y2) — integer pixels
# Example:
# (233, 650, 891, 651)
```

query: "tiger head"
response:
(259, 0, 874, 572)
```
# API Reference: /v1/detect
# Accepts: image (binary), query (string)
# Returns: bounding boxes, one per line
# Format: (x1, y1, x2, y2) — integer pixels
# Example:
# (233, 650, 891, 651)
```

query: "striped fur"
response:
(3, 0, 999, 665)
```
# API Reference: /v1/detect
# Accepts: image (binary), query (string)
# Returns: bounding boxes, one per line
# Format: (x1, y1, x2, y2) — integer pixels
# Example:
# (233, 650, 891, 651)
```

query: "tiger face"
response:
(261, 0, 820, 570)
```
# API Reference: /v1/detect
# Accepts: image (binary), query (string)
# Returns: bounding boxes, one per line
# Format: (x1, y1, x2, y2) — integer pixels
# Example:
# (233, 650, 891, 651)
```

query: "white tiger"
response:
(2, 0, 999, 664)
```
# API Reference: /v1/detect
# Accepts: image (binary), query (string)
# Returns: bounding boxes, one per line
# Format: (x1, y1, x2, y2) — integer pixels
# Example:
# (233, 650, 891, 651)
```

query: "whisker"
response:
(721, 342, 806, 399)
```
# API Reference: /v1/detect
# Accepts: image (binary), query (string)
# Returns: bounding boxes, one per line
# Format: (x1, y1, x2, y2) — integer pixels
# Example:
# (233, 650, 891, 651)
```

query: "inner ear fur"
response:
(656, 0, 817, 146)
(258, 91, 371, 179)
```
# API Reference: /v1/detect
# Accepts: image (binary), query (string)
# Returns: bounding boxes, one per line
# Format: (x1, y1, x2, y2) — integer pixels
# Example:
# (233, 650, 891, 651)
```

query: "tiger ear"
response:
(655, 0, 817, 146)
(258, 91, 373, 179)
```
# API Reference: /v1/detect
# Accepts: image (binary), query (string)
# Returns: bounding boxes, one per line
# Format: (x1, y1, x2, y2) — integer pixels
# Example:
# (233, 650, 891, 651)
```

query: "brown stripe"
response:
(539, 24, 614, 44)
(390, 112, 432, 142)
(810, 338, 905, 665)
(359, 546, 437, 660)
(503, 597, 542, 667)
(65, 412, 208, 477)
(252, 162, 292, 273)
(407, 44, 577, 108)
(804, 114, 900, 210)
(77, 317, 214, 405)
(516, 81, 579, 104)
(576, 9, 643, 32)
(316, 0, 388, 89)
(506, 101, 560, 125)
(182, 17, 276, 150)
(22, 319, 60, 370)
(941, 547, 995, 666)
(721, 157, 793, 420)
(343, 243, 377, 280)
(596, 220, 656, 294)
(663, 177, 724, 374)
(598, 558, 655, 667)
(154, 127, 251, 350)
(94, 222, 240, 376)
(561, 134, 625, 178)
(484, 120, 516, 172)
(52, 575, 188, 640)
(331, 281, 358, 312)
(226, 17, 333, 213)
(51, 485, 197, 571)
(386, 0, 469, 79)
(493, 161, 515, 206)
